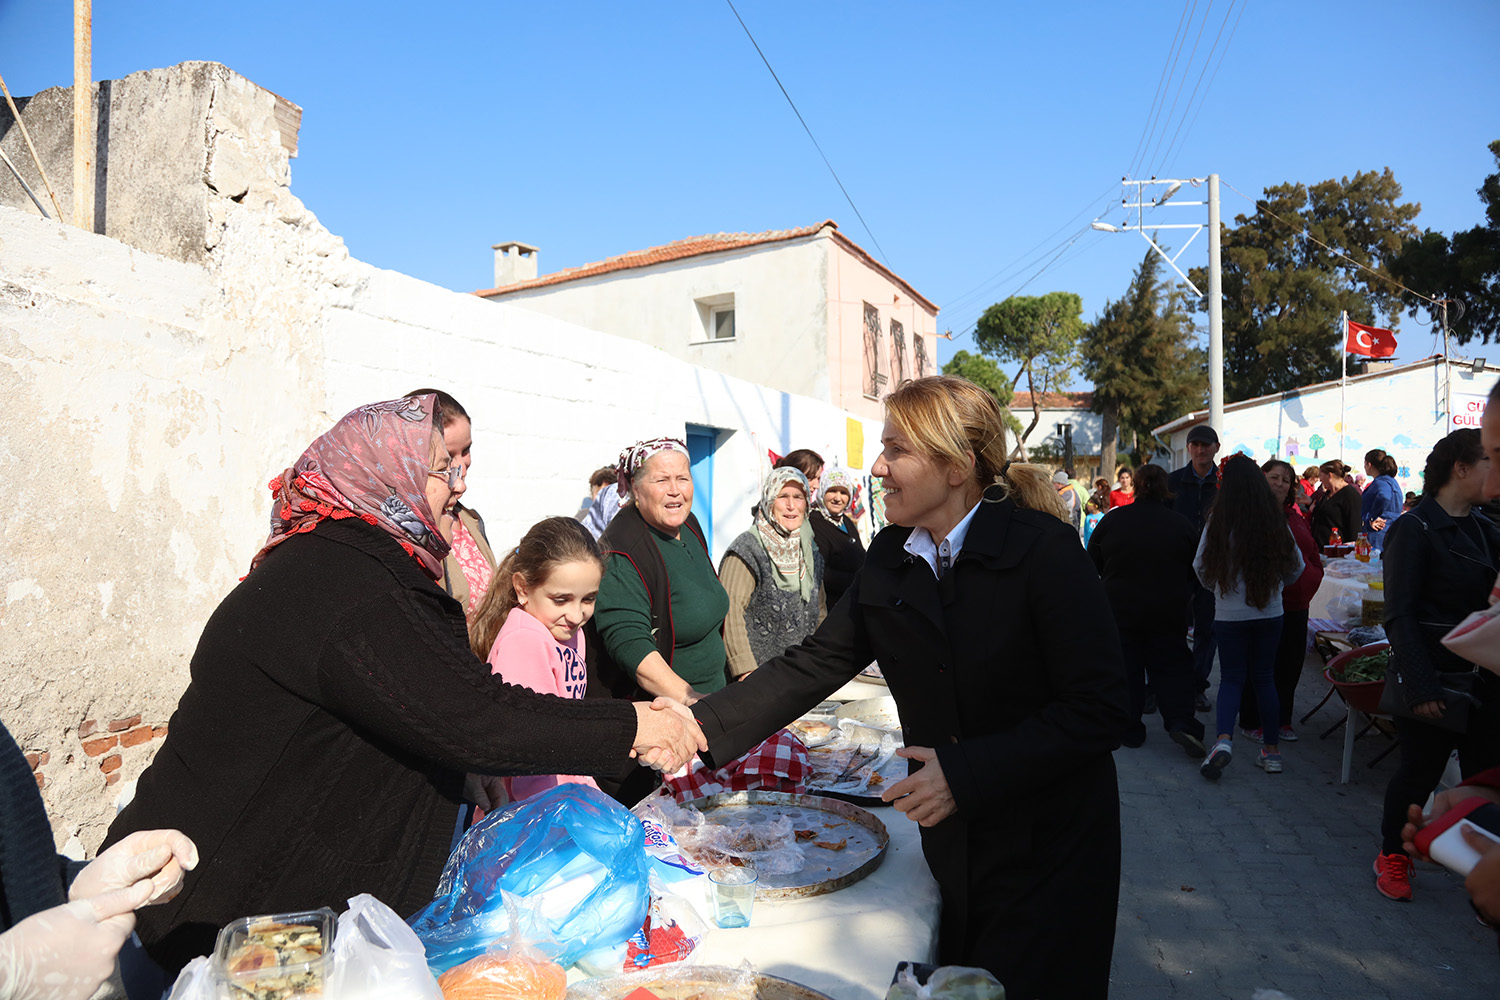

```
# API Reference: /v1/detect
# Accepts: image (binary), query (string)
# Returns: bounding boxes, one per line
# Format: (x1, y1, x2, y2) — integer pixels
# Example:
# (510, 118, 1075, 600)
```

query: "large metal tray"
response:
(691, 791, 888, 898)
(835, 696, 903, 741)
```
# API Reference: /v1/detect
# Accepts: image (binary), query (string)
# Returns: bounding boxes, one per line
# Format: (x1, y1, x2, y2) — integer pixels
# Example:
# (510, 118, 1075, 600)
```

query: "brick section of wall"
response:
(29, 716, 170, 796)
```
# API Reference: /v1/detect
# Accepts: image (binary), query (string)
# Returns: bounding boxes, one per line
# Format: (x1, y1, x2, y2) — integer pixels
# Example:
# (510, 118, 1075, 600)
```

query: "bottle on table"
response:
(1330, 525, 1343, 548)
(1355, 532, 1371, 562)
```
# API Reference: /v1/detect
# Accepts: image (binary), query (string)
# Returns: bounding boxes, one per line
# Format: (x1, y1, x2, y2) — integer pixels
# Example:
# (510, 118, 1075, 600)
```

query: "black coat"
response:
(1382, 498, 1500, 705)
(1311, 484, 1361, 547)
(809, 510, 867, 608)
(1167, 463, 1218, 532)
(694, 497, 1130, 999)
(104, 518, 638, 973)
(1087, 498, 1199, 633)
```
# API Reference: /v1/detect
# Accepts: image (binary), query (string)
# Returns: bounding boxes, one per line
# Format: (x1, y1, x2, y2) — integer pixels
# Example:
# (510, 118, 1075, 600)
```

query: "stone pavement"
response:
(1107, 653, 1497, 999)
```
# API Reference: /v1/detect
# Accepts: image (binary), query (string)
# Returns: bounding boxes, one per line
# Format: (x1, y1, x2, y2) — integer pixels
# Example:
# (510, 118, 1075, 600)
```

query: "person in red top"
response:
(1109, 467, 1136, 508)
(1238, 459, 1325, 743)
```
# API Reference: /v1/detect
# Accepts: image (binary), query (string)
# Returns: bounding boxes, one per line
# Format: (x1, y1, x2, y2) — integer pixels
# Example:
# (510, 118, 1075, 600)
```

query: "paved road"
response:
(1108, 653, 1497, 999)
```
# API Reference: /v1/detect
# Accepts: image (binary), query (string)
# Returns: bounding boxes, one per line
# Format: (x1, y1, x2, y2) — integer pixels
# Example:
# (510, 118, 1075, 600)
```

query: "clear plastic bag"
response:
(886, 965, 1006, 1000)
(636, 797, 805, 875)
(165, 956, 213, 1000)
(407, 783, 650, 974)
(565, 961, 758, 1000)
(327, 893, 442, 999)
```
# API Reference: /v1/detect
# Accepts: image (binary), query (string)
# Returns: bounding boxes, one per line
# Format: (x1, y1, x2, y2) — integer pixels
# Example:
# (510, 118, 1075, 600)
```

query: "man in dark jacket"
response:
(1089, 464, 1206, 756)
(1167, 424, 1220, 708)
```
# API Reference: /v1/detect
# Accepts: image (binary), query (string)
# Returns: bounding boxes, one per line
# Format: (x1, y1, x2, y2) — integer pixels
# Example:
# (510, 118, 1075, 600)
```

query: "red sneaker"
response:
(1374, 851, 1414, 901)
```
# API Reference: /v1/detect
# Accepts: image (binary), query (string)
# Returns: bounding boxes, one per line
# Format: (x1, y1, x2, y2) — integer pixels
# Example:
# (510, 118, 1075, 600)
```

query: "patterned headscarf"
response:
(816, 467, 856, 516)
(618, 437, 691, 494)
(249, 394, 451, 580)
(753, 467, 816, 602)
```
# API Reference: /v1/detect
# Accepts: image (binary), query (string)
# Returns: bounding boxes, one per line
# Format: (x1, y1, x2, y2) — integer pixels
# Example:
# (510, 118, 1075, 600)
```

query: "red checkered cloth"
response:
(663, 728, 811, 804)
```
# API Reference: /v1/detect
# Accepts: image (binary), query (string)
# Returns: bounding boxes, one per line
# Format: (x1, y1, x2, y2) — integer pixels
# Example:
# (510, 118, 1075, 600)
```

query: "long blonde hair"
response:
(883, 376, 1067, 522)
(468, 517, 604, 658)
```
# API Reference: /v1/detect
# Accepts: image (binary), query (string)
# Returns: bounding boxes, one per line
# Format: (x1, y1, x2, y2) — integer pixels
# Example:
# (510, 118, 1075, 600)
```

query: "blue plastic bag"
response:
(407, 783, 650, 973)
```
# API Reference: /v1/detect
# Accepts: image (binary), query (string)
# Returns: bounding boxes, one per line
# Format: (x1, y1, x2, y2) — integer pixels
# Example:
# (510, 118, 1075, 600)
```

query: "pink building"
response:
(474, 221, 939, 420)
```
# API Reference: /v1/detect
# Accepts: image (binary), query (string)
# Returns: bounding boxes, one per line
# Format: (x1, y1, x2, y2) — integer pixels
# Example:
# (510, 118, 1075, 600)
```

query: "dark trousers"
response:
(1191, 585, 1217, 690)
(1120, 629, 1204, 743)
(1380, 696, 1500, 854)
(1240, 608, 1311, 731)
(1214, 617, 1282, 742)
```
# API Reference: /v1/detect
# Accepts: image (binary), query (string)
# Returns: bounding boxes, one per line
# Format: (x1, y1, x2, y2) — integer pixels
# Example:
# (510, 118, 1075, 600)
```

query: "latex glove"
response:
(69, 829, 198, 907)
(0, 880, 151, 1000)
(881, 747, 957, 827)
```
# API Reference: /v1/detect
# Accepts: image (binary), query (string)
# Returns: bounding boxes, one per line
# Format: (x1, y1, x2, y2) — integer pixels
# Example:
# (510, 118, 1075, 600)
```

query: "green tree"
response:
(941, 350, 1025, 437)
(973, 291, 1085, 459)
(1082, 244, 1207, 472)
(1390, 140, 1500, 344)
(1188, 168, 1421, 401)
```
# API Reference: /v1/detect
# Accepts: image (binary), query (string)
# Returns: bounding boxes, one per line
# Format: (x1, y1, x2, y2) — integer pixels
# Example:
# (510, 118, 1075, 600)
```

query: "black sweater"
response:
(1312, 484, 1361, 547)
(809, 511, 867, 608)
(1087, 499, 1199, 633)
(104, 517, 638, 973)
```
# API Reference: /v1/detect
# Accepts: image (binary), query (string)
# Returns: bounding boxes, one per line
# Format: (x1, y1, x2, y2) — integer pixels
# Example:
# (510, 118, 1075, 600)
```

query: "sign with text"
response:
(1450, 392, 1488, 429)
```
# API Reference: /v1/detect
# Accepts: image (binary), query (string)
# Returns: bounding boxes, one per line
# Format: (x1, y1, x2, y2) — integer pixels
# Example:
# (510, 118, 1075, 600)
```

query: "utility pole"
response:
(1092, 174, 1224, 432)
(73, 0, 92, 230)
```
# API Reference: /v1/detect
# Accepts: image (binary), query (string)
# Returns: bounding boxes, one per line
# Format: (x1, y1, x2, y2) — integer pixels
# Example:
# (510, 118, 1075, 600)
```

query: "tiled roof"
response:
(474, 220, 938, 312)
(1011, 391, 1094, 410)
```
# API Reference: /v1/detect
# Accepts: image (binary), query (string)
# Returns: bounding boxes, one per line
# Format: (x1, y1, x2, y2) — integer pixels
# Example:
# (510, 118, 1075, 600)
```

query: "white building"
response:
(473, 222, 940, 421)
(1154, 357, 1497, 493)
(1009, 391, 1104, 472)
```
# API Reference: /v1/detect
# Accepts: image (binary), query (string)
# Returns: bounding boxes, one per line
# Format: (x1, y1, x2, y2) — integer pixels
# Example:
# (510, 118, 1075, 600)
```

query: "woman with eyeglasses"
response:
(101, 394, 705, 976)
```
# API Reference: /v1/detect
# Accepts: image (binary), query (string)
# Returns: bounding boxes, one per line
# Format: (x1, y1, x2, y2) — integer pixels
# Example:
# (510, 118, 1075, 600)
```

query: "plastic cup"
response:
(709, 866, 758, 928)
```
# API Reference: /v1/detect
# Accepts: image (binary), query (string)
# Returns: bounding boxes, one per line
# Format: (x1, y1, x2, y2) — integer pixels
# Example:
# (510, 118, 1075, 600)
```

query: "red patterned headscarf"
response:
(249, 394, 451, 580)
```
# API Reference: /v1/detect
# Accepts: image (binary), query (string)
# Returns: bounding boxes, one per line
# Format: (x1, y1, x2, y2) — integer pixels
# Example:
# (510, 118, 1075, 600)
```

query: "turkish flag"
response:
(1345, 318, 1397, 358)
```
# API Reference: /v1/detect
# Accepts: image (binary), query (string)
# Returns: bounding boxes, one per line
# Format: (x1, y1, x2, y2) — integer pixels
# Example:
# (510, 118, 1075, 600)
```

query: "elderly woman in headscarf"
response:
(720, 467, 827, 679)
(102, 398, 704, 974)
(809, 467, 866, 609)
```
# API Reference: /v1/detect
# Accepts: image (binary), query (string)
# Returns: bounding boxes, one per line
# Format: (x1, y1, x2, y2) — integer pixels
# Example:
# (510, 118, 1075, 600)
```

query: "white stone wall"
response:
(1158, 361, 1498, 494)
(1013, 407, 1105, 457)
(0, 74, 884, 849)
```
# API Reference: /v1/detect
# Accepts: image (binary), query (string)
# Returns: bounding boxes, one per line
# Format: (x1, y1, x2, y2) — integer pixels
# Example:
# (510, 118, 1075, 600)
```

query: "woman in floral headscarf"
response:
(720, 467, 827, 679)
(809, 467, 866, 608)
(102, 399, 705, 974)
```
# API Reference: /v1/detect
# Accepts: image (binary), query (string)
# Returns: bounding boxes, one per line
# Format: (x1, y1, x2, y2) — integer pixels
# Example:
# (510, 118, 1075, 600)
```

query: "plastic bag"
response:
(636, 796, 805, 875)
(165, 956, 213, 1000)
(886, 965, 1006, 1000)
(408, 783, 650, 974)
(1326, 590, 1363, 627)
(327, 893, 442, 999)
(565, 961, 758, 1000)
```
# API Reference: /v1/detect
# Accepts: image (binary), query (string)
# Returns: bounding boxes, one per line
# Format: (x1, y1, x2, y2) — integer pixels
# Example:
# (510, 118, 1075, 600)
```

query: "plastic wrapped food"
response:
(436, 953, 566, 1000)
(565, 962, 757, 1000)
(637, 797, 805, 875)
(886, 965, 1005, 1000)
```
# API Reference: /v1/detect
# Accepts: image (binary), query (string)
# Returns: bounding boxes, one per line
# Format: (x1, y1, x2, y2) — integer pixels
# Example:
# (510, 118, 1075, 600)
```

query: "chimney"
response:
(492, 240, 539, 287)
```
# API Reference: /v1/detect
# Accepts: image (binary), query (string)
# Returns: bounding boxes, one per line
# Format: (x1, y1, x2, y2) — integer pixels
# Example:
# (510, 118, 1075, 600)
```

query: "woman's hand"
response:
(631, 698, 707, 773)
(1402, 784, 1500, 857)
(633, 653, 696, 704)
(1412, 699, 1447, 720)
(0, 881, 153, 1000)
(880, 747, 956, 827)
(1370, 516, 1388, 532)
(68, 829, 198, 907)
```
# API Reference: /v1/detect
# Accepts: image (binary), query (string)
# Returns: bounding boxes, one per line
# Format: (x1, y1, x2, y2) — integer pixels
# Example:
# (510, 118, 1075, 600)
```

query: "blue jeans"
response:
(1214, 616, 1283, 744)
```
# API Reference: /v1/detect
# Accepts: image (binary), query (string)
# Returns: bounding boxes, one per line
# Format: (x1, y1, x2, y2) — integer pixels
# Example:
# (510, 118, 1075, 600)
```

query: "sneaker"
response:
(1241, 727, 1264, 744)
(1195, 692, 1213, 713)
(1169, 729, 1207, 759)
(1278, 726, 1299, 742)
(1199, 739, 1233, 780)
(1254, 749, 1282, 773)
(1374, 852, 1414, 901)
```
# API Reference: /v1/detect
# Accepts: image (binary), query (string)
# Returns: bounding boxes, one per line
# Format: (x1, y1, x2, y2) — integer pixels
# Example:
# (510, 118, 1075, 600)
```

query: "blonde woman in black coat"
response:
(694, 376, 1131, 1000)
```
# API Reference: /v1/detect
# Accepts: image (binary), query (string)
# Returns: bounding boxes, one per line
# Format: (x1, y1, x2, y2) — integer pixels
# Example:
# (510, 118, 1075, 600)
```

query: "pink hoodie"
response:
(486, 610, 600, 802)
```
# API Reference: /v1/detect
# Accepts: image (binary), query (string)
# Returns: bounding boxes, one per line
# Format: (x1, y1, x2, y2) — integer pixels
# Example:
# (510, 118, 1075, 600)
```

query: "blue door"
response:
(684, 426, 718, 555)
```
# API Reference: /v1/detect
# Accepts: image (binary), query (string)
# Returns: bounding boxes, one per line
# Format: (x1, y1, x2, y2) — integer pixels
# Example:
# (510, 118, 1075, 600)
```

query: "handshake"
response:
(630, 697, 708, 774)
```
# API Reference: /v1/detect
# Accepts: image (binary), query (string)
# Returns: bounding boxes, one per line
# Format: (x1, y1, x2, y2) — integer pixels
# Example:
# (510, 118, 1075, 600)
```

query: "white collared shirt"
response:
(903, 500, 982, 579)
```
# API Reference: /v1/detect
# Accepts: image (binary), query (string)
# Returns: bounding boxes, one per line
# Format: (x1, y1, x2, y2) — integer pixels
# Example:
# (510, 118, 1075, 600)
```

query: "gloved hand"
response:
(0, 880, 151, 1000)
(68, 829, 198, 906)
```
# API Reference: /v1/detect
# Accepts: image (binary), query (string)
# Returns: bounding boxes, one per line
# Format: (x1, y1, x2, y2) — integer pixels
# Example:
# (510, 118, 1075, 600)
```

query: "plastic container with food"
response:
(212, 908, 336, 1000)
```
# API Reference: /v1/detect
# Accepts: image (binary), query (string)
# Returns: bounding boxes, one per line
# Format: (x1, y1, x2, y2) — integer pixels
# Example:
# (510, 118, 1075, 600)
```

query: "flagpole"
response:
(1340, 311, 1347, 460)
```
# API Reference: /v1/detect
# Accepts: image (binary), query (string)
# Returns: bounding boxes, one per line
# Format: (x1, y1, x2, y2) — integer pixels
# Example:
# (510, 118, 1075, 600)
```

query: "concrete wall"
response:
(825, 242, 940, 418)
(0, 62, 883, 854)
(1158, 360, 1498, 495)
(1012, 406, 1104, 458)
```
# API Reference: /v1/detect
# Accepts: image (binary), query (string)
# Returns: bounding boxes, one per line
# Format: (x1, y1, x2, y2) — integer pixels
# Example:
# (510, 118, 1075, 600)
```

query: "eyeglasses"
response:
(428, 464, 464, 489)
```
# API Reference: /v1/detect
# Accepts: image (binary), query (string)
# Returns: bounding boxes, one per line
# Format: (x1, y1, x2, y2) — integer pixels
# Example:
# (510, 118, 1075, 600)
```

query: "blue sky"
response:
(3, 1, 1497, 377)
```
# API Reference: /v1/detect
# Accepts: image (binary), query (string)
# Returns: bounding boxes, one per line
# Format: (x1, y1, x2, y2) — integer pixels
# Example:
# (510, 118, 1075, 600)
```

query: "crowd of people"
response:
(3, 375, 1497, 1000)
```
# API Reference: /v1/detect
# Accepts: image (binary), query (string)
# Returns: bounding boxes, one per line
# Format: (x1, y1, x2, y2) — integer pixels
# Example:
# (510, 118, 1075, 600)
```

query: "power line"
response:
(1125, 0, 1195, 180)
(724, 0, 891, 268)
(1152, 0, 1242, 177)
(1143, 0, 1215, 176)
(1158, 0, 1248, 174)
(947, 229, 1106, 343)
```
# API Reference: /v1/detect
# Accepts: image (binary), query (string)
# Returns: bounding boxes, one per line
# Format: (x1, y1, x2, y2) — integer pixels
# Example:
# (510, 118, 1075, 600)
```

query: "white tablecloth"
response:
(1307, 555, 1381, 625)
(691, 804, 941, 1000)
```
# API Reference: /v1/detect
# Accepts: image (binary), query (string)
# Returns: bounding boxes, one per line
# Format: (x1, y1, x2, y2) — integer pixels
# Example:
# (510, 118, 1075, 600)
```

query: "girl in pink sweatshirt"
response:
(468, 516, 603, 803)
